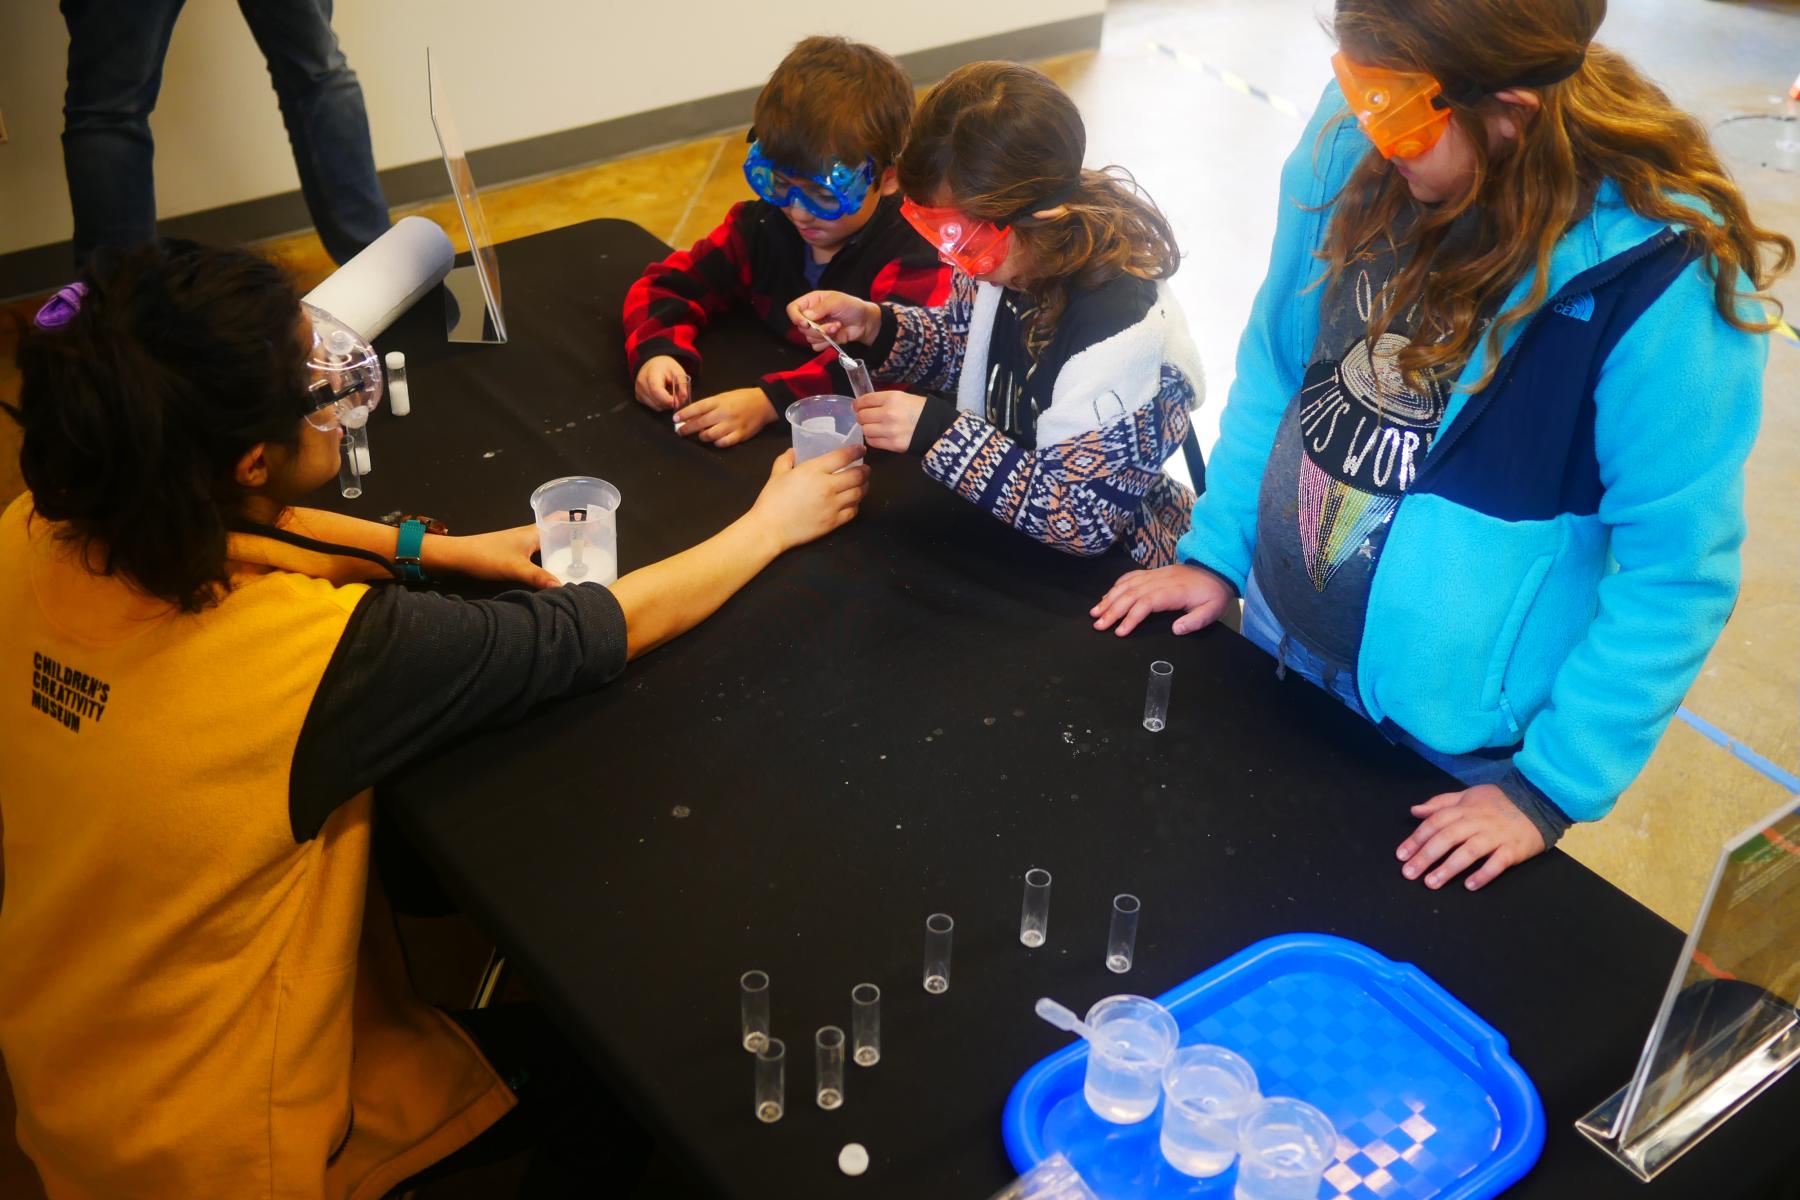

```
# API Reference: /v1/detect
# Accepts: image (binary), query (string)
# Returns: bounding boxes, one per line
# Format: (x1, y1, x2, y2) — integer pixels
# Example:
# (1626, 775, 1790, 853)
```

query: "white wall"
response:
(0, 0, 1105, 256)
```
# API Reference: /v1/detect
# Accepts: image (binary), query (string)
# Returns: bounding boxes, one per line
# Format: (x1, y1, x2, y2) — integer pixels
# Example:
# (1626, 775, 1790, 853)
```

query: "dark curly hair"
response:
(5, 240, 311, 612)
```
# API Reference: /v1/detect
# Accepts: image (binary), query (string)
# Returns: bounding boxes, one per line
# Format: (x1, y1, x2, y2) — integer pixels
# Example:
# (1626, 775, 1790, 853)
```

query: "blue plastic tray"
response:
(1002, 934, 1544, 1200)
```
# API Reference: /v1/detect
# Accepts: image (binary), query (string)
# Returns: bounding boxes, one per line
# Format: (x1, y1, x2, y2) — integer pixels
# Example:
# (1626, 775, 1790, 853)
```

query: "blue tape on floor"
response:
(1676, 706, 1800, 794)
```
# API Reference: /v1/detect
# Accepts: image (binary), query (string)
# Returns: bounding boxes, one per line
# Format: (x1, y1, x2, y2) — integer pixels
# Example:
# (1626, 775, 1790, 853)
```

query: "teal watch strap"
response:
(394, 518, 429, 582)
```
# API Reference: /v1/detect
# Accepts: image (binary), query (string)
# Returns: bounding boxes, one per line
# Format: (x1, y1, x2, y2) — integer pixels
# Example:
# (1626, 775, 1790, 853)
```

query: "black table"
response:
(335, 221, 1800, 1199)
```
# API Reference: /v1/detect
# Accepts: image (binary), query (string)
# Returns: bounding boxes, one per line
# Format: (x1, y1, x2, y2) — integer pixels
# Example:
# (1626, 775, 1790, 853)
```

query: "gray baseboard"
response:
(0, 13, 1103, 302)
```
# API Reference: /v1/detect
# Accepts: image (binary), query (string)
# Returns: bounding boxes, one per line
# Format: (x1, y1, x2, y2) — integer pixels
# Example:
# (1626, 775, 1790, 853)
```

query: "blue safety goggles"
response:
(743, 140, 875, 221)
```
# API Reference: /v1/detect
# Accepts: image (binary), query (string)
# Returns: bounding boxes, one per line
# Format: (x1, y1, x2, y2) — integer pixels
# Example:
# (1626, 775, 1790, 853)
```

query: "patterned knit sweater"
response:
(871, 270, 1204, 566)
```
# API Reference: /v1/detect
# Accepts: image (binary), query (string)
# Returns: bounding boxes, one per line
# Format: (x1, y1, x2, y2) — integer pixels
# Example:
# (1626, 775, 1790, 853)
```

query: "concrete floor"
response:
(1, 2, 1797, 1192)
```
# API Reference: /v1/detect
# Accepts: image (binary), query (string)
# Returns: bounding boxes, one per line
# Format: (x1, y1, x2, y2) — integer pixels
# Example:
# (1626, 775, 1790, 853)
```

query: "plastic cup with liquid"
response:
(786, 395, 864, 465)
(1081, 994, 1179, 1124)
(1159, 1044, 1261, 1177)
(530, 476, 621, 585)
(1235, 1097, 1337, 1200)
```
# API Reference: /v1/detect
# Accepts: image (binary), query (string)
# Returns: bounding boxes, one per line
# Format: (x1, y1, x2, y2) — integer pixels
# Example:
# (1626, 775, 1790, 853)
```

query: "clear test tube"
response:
(923, 913, 954, 994)
(851, 983, 881, 1066)
(384, 351, 411, 416)
(754, 1037, 785, 1123)
(1107, 894, 1141, 974)
(1019, 868, 1052, 948)
(841, 354, 874, 397)
(337, 406, 371, 500)
(815, 1026, 846, 1110)
(1143, 661, 1174, 732)
(740, 970, 770, 1052)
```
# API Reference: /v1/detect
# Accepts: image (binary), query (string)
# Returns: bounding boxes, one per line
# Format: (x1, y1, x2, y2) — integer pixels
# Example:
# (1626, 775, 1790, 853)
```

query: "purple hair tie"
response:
(33, 282, 88, 330)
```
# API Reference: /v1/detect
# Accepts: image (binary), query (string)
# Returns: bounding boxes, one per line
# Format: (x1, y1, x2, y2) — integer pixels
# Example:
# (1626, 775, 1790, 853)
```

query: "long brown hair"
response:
(1324, 0, 1793, 391)
(898, 61, 1180, 359)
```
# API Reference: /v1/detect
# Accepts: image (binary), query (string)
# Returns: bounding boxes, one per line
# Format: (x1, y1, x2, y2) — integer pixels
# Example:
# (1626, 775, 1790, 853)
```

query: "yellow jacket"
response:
(0, 493, 513, 1198)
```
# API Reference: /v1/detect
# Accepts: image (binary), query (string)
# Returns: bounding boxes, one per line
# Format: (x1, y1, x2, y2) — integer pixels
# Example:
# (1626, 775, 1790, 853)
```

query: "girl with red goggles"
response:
(790, 61, 1206, 569)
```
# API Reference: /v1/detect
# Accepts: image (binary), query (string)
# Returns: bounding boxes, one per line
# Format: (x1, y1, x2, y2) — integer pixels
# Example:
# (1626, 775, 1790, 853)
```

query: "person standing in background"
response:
(59, 0, 390, 267)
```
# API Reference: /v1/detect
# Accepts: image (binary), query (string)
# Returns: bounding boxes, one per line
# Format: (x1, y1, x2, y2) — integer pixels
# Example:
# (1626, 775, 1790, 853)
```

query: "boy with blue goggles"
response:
(743, 139, 876, 221)
(622, 37, 950, 452)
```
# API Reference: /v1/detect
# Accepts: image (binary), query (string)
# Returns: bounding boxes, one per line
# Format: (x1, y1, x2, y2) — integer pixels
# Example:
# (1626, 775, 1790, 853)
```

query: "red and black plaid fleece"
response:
(622, 195, 951, 413)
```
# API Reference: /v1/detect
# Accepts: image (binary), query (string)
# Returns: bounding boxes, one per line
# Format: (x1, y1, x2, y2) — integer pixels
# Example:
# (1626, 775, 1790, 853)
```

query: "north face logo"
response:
(1553, 293, 1596, 322)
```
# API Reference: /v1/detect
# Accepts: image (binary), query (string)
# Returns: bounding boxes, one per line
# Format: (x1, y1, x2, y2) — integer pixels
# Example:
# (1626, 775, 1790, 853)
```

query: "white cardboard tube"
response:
(302, 216, 454, 341)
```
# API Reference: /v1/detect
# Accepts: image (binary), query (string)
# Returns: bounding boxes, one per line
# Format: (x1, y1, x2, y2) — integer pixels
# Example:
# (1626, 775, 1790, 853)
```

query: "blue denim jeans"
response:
(60, 0, 389, 266)
(1241, 570, 1514, 791)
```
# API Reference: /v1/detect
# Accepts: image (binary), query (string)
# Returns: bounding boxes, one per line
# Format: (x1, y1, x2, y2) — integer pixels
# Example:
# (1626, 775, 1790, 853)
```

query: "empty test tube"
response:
(1107, 894, 1140, 974)
(923, 913, 954, 994)
(1144, 660, 1173, 732)
(740, 970, 770, 1052)
(754, 1037, 785, 1123)
(815, 1026, 846, 1110)
(851, 983, 881, 1067)
(1020, 868, 1052, 948)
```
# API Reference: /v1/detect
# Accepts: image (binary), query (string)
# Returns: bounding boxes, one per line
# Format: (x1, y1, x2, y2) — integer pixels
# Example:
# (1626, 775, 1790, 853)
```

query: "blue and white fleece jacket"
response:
(1178, 82, 1768, 823)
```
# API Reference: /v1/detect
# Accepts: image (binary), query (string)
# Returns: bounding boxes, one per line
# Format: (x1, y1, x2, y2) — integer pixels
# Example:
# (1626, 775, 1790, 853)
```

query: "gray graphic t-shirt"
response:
(1250, 235, 1458, 671)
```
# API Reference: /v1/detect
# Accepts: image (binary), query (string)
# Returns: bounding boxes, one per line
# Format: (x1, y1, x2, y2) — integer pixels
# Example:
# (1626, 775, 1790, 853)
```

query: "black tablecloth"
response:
(331, 221, 1799, 1199)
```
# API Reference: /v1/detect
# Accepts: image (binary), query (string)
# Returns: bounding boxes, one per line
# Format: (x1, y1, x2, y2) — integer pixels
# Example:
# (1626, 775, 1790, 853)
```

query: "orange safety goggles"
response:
(899, 199, 1014, 277)
(1331, 51, 1454, 161)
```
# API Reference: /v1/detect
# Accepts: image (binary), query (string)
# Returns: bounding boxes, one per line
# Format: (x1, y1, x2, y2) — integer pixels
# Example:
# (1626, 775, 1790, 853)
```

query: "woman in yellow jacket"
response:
(0, 240, 867, 1198)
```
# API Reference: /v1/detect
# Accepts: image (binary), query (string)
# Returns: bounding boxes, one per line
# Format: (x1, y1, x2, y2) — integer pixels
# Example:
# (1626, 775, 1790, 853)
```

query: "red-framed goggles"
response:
(1331, 51, 1453, 161)
(899, 200, 1014, 276)
(899, 180, 1077, 278)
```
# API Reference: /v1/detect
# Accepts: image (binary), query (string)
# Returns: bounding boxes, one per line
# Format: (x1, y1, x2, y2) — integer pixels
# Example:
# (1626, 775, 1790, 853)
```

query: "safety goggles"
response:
(743, 140, 876, 221)
(1331, 51, 1454, 160)
(300, 302, 383, 432)
(899, 200, 1014, 277)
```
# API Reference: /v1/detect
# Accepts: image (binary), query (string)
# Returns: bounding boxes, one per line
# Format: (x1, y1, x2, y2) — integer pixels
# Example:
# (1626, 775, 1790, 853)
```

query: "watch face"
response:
(384, 513, 449, 536)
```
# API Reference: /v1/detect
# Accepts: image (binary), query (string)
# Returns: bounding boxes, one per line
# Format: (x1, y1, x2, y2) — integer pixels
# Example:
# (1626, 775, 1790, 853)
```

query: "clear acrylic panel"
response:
(1577, 796, 1800, 1179)
(427, 48, 508, 344)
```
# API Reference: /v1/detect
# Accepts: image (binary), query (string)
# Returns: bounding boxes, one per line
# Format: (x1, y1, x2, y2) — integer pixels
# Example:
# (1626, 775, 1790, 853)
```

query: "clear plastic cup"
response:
(986, 1151, 1100, 1200)
(1235, 1096, 1337, 1200)
(530, 476, 621, 585)
(1081, 994, 1179, 1124)
(1160, 1045, 1261, 1177)
(786, 395, 864, 465)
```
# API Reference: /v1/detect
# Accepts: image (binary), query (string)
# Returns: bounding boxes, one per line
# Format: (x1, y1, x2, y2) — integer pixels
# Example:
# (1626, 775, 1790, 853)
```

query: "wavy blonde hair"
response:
(898, 61, 1180, 360)
(1324, 0, 1793, 391)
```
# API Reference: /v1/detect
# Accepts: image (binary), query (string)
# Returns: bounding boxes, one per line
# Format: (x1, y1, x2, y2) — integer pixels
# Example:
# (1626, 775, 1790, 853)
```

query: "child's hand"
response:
(635, 356, 691, 411)
(674, 388, 777, 449)
(437, 526, 560, 589)
(789, 291, 881, 346)
(747, 447, 870, 550)
(1396, 784, 1547, 891)
(1091, 564, 1235, 636)
(853, 390, 925, 452)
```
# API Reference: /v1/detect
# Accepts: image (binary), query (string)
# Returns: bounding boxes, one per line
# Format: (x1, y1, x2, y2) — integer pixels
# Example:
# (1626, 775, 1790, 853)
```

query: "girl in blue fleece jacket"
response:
(1091, 0, 1792, 891)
